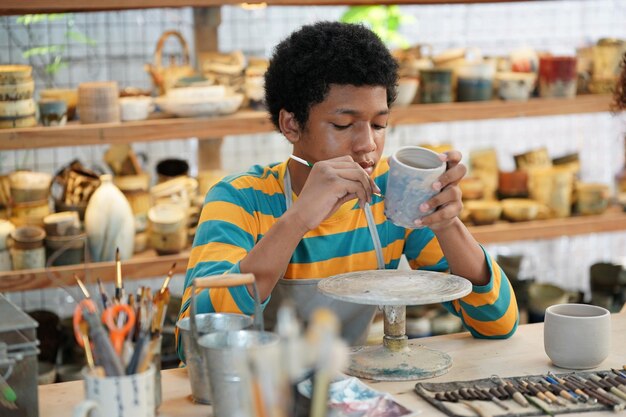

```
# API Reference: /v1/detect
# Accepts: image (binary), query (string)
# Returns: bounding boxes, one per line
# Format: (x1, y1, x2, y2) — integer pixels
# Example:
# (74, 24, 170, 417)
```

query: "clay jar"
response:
(418, 68, 452, 104)
(498, 170, 528, 199)
(156, 159, 189, 184)
(9, 225, 46, 270)
(538, 56, 577, 98)
(38, 99, 68, 126)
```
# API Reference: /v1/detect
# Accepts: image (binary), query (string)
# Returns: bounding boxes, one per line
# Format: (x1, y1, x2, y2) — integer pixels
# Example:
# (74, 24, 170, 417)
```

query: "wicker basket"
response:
(145, 30, 195, 96)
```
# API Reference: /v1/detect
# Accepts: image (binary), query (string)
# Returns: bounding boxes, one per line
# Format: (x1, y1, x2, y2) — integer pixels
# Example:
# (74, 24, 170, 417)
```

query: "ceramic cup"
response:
(119, 96, 153, 121)
(73, 365, 155, 417)
(38, 99, 68, 126)
(418, 68, 453, 103)
(384, 146, 446, 229)
(43, 211, 81, 237)
(539, 56, 577, 98)
(544, 303, 611, 369)
(8, 225, 46, 270)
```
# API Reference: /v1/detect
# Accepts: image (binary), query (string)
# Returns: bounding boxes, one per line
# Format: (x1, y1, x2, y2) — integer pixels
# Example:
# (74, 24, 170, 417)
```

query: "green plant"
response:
(340, 6, 414, 49)
(7, 13, 96, 88)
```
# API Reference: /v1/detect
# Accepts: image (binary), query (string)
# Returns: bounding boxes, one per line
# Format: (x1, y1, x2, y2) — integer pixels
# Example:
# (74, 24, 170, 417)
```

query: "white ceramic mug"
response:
(544, 303, 611, 369)
(384, 146, 446, 229)
(73, 366, 155, 417)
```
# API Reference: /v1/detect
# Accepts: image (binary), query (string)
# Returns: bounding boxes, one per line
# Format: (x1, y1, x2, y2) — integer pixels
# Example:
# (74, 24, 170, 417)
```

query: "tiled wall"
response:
(1, 0, 626, 314)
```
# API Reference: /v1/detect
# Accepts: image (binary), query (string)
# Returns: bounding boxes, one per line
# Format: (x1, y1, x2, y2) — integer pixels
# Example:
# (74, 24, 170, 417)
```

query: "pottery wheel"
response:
(318, 270, 472, 381)
(317, 269, 472, 306)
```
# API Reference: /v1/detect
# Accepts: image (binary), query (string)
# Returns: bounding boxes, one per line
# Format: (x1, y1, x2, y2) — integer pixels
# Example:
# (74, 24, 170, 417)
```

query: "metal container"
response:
(0, 294, 39, 417)
(175, 273, 261, 405)
(198, 330, 284, 417)
(176, 313, 252, 404)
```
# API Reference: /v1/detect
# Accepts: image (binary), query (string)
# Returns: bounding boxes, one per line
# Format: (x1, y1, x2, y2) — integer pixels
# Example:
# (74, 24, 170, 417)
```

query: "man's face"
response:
(293, 84, 389, 176)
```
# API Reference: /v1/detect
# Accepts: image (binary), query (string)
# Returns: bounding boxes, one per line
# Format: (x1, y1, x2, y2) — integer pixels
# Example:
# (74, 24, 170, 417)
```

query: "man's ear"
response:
(278, 109, 301, 144)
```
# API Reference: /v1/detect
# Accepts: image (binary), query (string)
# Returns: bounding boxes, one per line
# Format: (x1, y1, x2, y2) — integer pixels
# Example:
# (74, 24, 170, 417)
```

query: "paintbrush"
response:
(115, 248, 124, 303)
(289, 154, 384, 199)
(96, 277, 111, 309)
(308, 308, 346, 417)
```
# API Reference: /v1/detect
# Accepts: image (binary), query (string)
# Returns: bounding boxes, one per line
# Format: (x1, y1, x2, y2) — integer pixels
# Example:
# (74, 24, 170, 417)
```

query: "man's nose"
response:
(353, 123, 376, 152)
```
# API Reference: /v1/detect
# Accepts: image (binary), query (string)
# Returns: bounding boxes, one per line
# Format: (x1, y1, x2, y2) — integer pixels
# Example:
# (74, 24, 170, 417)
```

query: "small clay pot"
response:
(156, 158, 189, 183)
(498, 170, 529, 199)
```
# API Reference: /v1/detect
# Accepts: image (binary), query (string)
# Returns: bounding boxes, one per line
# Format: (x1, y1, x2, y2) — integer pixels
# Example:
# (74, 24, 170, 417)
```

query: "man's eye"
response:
(373, 124, 387, 130)
(332, 123, 351, 130)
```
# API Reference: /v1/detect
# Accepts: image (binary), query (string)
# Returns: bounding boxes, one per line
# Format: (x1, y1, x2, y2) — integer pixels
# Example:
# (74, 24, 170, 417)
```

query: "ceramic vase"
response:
(85, 175, 134, 261)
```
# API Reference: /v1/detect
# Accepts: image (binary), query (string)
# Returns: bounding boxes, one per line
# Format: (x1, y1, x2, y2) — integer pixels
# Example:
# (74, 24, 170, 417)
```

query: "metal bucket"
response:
(198, 330, 285, 417)
(175, 273, 262, 405)
(176, 313, 252, 404)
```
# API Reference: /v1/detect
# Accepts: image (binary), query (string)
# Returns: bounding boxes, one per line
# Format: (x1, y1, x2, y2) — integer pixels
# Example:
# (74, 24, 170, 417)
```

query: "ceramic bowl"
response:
(459, 177, 484, 200)
(38, 99, 68, 126)
(501, 198, 540, 222)
(394, 77, 419, 106)
(155, 93, 244, 117)
(465, 200, 502, 225)
(0, 80, 35, 101)
(148, 203, 186, 234)
(166, 84, 227, 101)
(495, 72, 536, 101)
(43, 211, 81, 237)
(576, 183, 610, 215)
(0, 65, 32, 84)
(9, 171, 52, 203)
(119, 96, 153, 121)
(39, 89, 78, 120)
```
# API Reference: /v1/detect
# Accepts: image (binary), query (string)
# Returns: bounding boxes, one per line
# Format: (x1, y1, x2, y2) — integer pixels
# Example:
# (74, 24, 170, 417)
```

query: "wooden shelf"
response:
(2, 208, 625, 292)
(0, 249, 188, 293)
(469, 206, 626, 244)
(0, 0, 545, 16)
(0, 95, 612, 151)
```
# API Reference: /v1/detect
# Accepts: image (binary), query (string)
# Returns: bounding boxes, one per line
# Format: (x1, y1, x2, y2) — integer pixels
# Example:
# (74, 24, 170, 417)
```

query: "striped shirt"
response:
(178, 158, 518, 353)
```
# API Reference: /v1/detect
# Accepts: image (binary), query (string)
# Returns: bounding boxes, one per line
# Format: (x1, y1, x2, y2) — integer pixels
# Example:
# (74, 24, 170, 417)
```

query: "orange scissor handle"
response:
(72, 299, 99, 347)
(102, 304, 136, 356)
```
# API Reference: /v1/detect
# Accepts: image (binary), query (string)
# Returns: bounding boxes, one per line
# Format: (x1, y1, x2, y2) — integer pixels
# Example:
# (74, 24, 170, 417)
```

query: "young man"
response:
(178, 22, 517, 355)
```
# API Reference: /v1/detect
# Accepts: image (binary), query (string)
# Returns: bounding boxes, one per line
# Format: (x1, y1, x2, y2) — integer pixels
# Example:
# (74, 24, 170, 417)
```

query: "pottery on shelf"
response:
(84, 175, 135, 262)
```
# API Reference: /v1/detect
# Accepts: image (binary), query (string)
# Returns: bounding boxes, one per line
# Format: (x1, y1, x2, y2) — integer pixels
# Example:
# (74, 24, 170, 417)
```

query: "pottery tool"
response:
(542, 377, 580, 403)
(524, 394, 554, 416)
(0, 373, 17, 410)
(521, 380, 553, 405)
(611, 369, 626, 382)
(475, 387, 509, 411)
(589, 374, 626, 401)
(460, 399, 493, 417)
(550, 374, 594, 403)
(115, 248, 124, 303)
(288, 154, 384, 198)
(491, 375, 528, 407)
(569, 375, 625, 411)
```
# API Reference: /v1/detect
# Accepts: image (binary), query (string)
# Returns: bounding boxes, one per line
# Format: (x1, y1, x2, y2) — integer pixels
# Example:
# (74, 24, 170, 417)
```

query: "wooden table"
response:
(39, 312, 626, 417)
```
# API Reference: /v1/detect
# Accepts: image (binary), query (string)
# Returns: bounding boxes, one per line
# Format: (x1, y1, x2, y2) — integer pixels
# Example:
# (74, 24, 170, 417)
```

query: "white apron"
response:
(263, 168, 386, 345)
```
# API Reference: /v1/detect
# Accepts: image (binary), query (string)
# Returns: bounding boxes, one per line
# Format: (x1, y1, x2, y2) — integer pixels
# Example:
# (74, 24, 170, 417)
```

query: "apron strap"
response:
(284, 166, 385, 270)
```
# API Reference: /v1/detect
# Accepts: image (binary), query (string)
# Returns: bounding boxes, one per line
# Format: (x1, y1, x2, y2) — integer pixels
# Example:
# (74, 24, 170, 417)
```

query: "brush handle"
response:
(194, 273, 255, 288)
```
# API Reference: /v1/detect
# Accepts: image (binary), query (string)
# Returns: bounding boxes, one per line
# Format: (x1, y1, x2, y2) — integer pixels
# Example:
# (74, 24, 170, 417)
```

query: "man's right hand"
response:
(289, 156, 380, 231)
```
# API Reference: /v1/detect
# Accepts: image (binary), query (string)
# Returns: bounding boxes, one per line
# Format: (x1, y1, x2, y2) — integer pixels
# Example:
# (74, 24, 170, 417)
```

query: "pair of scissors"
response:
(73, 301, 136, 356)
(102, 304, 136, 356)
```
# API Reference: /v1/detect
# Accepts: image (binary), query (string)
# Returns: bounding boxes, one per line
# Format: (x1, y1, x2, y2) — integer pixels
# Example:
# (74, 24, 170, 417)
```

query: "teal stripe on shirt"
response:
(194, 219, 256, 249)
(459, 277, 512, 322)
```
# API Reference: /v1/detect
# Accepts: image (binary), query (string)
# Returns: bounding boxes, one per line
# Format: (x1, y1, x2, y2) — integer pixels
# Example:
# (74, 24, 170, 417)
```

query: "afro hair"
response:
(264, 21, 398, 131)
